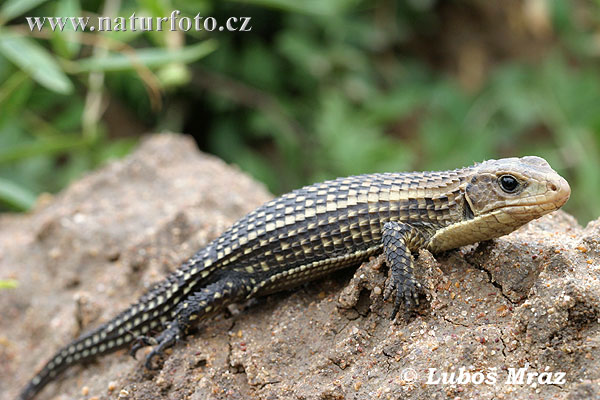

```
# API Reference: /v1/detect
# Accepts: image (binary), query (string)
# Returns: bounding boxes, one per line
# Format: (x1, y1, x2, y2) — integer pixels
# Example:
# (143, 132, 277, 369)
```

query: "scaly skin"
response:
(18, 156, 570, 400)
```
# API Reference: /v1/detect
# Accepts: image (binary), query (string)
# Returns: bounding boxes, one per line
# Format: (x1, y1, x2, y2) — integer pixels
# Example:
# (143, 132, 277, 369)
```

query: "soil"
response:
(2, 134, 599, 400)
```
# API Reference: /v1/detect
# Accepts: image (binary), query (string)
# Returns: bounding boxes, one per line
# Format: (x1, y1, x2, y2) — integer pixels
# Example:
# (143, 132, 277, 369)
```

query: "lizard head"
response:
(428, 156, 570, 252)
(464, 156, 570, 225)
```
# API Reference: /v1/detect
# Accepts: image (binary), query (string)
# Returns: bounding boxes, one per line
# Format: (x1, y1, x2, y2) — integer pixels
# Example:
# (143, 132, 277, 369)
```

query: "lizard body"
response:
(18, 156, 570, 400)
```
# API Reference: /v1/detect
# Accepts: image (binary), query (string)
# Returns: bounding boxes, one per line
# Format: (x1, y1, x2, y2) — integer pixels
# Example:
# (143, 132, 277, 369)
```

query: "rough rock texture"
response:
(2, 134, 599, 400)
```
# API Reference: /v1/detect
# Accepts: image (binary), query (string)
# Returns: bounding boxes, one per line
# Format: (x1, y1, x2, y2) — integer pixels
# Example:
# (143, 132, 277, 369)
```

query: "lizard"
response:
(18, 156, 570, 400)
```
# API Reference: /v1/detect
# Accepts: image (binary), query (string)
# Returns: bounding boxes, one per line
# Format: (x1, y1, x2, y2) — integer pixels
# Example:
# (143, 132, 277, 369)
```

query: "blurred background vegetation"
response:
(0, 0, 599, 223)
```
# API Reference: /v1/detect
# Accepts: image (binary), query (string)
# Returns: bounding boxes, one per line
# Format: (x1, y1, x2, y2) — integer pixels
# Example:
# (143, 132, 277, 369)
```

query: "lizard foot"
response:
(129, 336, 158, 359)
(144, 322, 182, 370)
(383, 275, 425, 320)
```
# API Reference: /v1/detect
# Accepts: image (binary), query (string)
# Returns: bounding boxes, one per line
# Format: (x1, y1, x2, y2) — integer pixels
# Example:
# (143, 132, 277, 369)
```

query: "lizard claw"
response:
(144, 322, 182, 370)
(385, 275, 424, 320)
(129, 336, 157, 359)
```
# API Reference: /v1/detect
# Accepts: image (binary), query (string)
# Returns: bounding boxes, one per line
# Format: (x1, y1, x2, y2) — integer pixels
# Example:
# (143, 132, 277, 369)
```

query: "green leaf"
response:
(229, 0, 358, 16)
(51, 0, 81, 58)
(0, 33, 73, 94)
(0, 71, 30, 109)
(0, 72, 33, 127)
(74, 40, 218, 72)
(0, 136, 90, 164)
(0, 279, 18, 289)
(136, 0, 168, 18)
(0, 178, 36, 210)
(0, 0, 49, 23)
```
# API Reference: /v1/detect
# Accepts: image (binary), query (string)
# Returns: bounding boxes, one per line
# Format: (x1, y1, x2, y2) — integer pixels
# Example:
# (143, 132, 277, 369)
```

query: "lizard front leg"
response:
(382, 221, 427, 319)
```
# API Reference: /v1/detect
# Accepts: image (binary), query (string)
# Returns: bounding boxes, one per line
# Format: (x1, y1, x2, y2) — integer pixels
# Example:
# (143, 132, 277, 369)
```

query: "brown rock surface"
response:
(2, 134, 599, 400)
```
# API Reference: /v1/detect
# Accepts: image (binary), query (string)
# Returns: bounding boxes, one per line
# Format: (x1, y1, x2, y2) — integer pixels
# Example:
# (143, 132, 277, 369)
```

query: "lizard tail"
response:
(18, 323, 133, 400)
(18, 250, 214, 399)
(18, 273, 197, 400)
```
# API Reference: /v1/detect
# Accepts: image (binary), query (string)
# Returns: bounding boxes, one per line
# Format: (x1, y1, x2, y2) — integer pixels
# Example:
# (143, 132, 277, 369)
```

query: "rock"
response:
(2, 135, 599, 400)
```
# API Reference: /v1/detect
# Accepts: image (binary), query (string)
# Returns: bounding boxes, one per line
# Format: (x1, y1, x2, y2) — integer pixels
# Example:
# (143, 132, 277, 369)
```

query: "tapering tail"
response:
(18, 319, 139, 400)
(18, 252, 210, 399)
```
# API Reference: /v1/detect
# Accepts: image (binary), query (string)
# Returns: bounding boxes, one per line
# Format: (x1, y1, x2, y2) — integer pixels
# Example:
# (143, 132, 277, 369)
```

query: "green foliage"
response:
(0, 33, 73, 93)
(0, 0, 598, 222)
(0, 279, 18, 289)
(0, 0, 216, 210)
(73, 40, 217, 72)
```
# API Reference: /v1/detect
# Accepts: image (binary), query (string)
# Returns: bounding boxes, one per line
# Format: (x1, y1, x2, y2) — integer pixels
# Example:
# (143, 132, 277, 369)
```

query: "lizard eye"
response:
(498, 175, 519, 193)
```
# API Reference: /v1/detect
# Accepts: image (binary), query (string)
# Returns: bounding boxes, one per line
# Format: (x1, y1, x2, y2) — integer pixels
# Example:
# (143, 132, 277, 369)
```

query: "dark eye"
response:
(499, 175, 519, 193)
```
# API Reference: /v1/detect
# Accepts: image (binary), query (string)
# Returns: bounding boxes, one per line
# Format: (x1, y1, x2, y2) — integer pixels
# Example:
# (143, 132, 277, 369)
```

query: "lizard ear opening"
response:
(463, 195, 475, 220)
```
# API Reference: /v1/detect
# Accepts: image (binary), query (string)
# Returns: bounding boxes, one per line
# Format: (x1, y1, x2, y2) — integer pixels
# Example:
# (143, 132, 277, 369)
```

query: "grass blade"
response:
(0, 137, 90, 164)
(0, 279, 19, 289)
(74, 40, 217, 72)
(0, 178, 36, 210)
(0, 33, 74, 94)
(0, 0, 49, 23)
